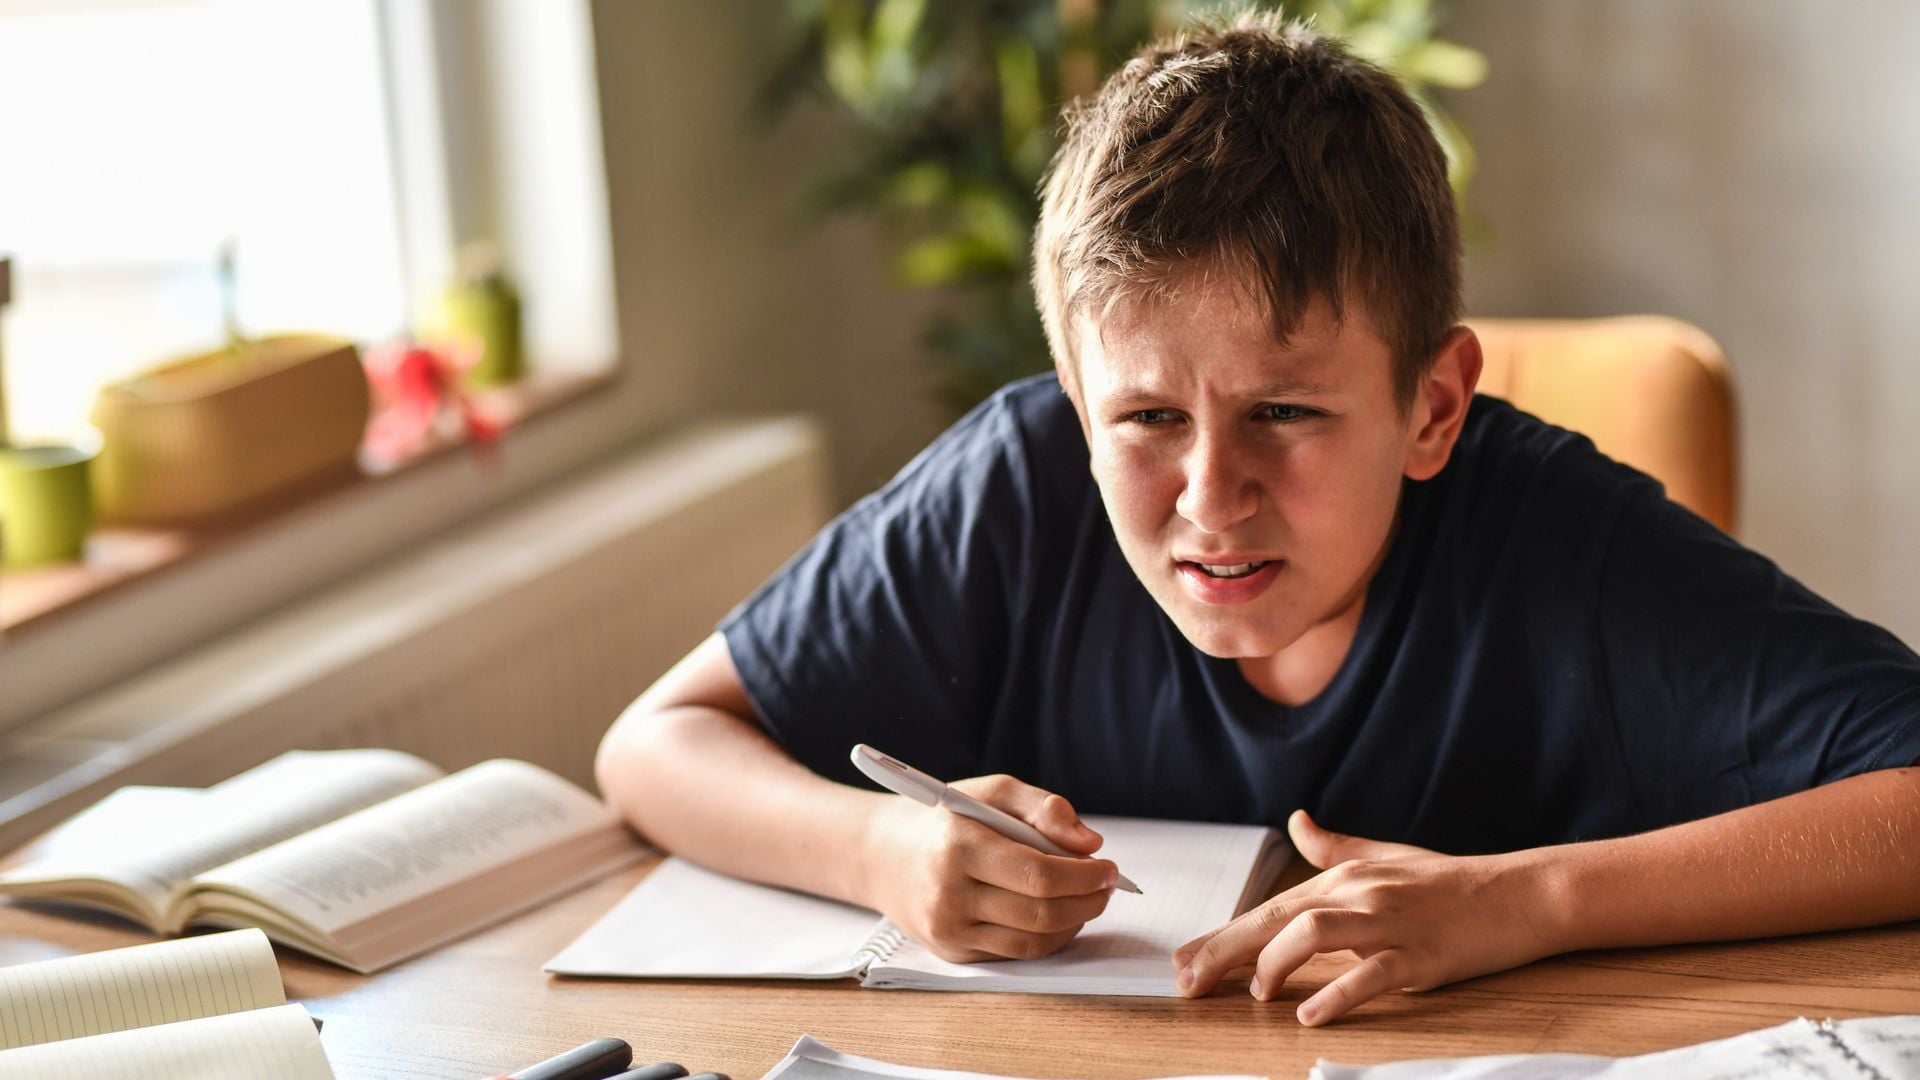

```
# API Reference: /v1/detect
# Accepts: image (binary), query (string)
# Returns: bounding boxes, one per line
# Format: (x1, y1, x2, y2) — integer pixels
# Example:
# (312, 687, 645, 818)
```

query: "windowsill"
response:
(0, 370, 615, 639)
(0, 412, 830, 853)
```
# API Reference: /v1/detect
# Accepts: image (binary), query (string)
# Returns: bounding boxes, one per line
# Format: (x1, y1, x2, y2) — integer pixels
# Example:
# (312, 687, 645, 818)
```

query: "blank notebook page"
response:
(0, 929, 284, 1050)
(544, 857, 885, 979)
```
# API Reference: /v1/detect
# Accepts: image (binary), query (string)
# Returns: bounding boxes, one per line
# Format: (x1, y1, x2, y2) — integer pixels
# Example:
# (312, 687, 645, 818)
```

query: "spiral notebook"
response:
(545, 816, 1289, 997)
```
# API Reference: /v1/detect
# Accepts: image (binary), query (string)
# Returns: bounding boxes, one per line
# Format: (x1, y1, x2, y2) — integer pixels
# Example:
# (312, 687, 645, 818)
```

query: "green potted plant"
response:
(763, 0, 1486, 411)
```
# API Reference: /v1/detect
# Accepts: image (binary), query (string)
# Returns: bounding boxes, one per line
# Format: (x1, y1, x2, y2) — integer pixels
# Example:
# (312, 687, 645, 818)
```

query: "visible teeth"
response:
(1197, 562, 1265, 579)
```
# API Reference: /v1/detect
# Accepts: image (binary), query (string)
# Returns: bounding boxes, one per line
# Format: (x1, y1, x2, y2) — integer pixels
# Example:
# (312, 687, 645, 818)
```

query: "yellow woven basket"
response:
(90, 334, 370, 525)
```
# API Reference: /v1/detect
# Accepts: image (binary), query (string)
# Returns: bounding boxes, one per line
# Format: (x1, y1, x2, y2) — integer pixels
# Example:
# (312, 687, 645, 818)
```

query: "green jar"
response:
(444, 272, 524, 390)
(0, 435, 98, 570)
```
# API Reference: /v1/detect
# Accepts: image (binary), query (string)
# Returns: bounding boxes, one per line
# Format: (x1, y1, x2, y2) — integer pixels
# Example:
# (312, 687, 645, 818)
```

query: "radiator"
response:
(0, 417, 830, 852)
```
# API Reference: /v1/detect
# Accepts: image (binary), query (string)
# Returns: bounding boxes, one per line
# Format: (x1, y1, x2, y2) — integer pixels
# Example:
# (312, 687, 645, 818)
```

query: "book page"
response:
(0, 787, 212, 924)
(864, 817, 1282, 996)
(766, 1034, 1266, 1080)
(545, 856, 885, 980)
(0, 929, 283, 1050)
(0, 1002, 333, 1080)
(0, 750, 441, 927)
(2, 786, 207, 868)
(189, 760, 621, 937)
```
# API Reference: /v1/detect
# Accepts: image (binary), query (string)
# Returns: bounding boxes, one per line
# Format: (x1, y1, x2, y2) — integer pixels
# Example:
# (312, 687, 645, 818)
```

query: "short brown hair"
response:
(1033, 11, 1461, 410)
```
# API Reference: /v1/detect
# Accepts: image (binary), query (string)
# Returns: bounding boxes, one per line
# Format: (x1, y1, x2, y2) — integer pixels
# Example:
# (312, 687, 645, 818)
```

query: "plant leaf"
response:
(894, 233, 1018, 287)
(1398, 38, 1488, 89)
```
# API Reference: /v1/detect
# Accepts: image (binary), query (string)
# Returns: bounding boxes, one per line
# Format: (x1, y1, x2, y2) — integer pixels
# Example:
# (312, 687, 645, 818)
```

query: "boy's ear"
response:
(1403, 325, 1483, 482)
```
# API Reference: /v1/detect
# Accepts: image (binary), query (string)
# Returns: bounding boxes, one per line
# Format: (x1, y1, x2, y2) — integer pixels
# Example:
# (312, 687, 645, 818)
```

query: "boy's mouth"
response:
(1174, 558, 1284, 603)
(1192, 561, 1268, 579)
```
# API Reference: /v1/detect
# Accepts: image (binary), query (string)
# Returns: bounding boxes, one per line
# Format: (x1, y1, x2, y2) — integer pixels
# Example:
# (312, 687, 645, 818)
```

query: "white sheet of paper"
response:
(1310, 1016, 1920, 1080)
(764, 1034, 1264, 1080)
(545, 857, 885, 979)
(1842, 1015, 1920, 1079)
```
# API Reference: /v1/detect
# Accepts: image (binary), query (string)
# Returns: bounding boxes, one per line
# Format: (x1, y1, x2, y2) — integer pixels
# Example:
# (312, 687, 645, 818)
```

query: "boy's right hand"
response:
(860, 774, 1117, 963)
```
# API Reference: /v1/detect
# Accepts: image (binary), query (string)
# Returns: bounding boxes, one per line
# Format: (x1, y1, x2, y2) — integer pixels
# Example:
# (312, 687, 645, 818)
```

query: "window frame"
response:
(0, 0, 632, 726)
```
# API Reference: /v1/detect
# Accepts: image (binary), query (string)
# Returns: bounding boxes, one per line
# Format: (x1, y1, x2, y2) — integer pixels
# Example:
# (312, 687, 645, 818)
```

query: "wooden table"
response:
(3, 856, 1918, 1079)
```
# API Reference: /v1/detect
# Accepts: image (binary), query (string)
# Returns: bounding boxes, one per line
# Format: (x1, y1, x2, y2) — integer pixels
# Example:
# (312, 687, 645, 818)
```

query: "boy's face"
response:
(1064, 282, 1459, 663)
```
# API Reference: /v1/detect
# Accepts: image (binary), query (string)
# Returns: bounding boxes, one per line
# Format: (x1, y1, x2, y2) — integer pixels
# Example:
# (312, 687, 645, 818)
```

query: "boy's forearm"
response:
(595, 703, 890, 907)
(1529, 766, 1920, 954)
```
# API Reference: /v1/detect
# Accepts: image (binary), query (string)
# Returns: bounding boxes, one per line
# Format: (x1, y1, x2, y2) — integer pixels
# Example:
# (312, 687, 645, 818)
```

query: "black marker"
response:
(491, 1037, 633, 1080)
(605, 1066, 690, 1080)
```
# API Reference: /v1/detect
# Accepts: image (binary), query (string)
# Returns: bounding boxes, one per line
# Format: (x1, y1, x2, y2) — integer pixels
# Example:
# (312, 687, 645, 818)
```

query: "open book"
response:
(0, 749, 646, 973)
(0, 928, 334, 1079)
(546, 816, 1288, 996)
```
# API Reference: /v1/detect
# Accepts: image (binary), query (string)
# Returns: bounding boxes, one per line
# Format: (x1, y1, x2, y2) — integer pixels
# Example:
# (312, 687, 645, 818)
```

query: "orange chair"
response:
(1467, 316, 1738, 536)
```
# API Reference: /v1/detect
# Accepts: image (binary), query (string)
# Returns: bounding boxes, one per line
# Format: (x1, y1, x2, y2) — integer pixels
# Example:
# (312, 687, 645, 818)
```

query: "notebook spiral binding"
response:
(1814, 1019, 1889, 1080)
(852, 925, 907, 968)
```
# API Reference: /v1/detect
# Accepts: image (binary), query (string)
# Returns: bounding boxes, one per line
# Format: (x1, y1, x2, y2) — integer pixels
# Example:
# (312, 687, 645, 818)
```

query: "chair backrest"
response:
(1466, 315, 1739, 536)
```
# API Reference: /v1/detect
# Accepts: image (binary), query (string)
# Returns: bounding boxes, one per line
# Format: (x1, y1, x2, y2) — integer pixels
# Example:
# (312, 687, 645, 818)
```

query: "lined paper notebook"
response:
(546, 816, 1289, 997)
(0, 929, 334, 1078)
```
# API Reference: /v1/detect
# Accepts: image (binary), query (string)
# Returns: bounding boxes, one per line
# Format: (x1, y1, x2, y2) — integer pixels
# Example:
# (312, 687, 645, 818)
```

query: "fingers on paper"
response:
(960, 828, 1116, 899)
(960, 921, 1083, 962)
(969, 879, 1111, 935)
(1175, 895, 1308, 997)
(1248, 907, 1375, 1002)
(910, 889, 1093, 963)
(1179, 895, 1419, 1024)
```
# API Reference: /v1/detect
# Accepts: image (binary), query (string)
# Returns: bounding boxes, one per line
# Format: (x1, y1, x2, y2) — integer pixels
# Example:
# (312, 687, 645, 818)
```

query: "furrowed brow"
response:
(1250, 378, 1337, 398)
(1102, 385, 1172, 410)
(1100, 374, 1338, 411)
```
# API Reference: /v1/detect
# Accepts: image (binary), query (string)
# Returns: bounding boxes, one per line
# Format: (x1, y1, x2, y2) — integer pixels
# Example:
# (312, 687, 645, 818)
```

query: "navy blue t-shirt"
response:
(722, 375, 1920, 854)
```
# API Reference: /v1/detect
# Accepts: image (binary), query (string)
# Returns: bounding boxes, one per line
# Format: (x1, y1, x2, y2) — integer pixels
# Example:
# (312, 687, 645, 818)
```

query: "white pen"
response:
(850, 743, 1143, 894)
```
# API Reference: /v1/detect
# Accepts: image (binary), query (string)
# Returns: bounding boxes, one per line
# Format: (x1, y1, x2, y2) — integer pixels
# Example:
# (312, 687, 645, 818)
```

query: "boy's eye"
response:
(1126, 408, 1177, 425)
(1258, 403, 1320, 423)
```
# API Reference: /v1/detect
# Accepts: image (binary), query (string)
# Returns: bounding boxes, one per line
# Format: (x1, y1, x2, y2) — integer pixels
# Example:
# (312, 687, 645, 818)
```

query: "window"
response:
(0, 0, 408, 441)
(0, 0, 624, 724)
(0, 0, 618, 434)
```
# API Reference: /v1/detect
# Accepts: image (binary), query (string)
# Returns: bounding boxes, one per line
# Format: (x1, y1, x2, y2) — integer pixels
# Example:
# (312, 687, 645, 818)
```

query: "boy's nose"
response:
(1174, 439, 1259, 533)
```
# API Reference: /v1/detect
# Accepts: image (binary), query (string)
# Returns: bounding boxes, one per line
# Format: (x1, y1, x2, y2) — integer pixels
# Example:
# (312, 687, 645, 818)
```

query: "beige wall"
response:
(589, 2, 1920, 647)
(1444, 0, 1920, 645)
(590, 1, 946, 505)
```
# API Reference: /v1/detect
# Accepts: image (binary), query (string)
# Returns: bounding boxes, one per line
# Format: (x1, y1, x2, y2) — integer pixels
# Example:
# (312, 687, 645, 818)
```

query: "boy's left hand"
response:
(1173, 809, 1561, 1025)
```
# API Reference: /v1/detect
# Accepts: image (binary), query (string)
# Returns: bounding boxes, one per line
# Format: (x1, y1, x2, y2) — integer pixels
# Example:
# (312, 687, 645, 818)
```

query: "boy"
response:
(596, 12, 1920, 1026)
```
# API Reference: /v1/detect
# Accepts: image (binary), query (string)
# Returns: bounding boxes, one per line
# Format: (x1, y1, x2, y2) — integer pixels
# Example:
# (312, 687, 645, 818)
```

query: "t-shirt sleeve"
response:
(1598, 487, 1920, 827)
(719, 392, 1040, 788)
